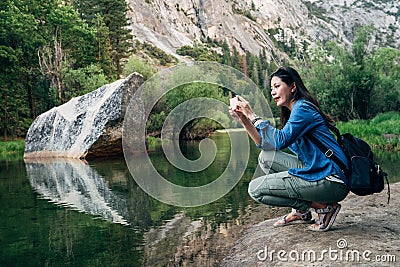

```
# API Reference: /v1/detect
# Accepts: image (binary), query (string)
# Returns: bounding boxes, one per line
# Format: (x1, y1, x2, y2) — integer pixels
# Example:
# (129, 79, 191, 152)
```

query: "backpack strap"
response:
(306, 132, 349, 176)
(303, 101, 349, 175)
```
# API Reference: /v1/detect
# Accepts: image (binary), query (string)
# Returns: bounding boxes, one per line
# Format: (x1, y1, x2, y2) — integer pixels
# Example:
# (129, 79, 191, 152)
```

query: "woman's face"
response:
(270, 76, 296, 110)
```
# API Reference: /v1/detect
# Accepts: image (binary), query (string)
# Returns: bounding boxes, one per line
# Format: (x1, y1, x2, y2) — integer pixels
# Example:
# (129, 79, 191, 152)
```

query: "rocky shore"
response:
(221, 183, 399, 266)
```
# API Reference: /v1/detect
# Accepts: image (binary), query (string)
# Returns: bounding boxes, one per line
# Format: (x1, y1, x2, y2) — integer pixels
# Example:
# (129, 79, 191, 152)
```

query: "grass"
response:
(336, 112, 400, 151)
(0, 140, 25, 161)
(147, 136, 162, 149)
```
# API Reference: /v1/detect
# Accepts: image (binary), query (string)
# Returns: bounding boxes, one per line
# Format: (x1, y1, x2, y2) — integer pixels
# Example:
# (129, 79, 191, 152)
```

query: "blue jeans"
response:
(248, 150, 349, 211)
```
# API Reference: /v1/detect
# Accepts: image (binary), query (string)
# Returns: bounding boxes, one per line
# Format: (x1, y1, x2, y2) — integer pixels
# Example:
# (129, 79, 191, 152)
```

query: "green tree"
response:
(163, 82, 227, 139)
(38, 4, 98, 103)
(63, 64, 108, 101)
(221, 40, 231, 66)
(349, 26, 375, 119)
(100, 0, 132, 75)
(176, 43, 221, 62)
(0, 0, 109, 139)
(72, 0, 132, 76)
(231, 46, 240, 70)
(0, 0, 47, 139)
(367, 47, 400, 114)
(304, 42, 356, 120)
(305, 26, 399, 121)
(94, 14, 115, 79)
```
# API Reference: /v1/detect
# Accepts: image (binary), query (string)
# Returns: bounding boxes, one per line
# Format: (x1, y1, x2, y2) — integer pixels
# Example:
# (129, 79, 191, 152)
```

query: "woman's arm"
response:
(240, 116, 262, 146)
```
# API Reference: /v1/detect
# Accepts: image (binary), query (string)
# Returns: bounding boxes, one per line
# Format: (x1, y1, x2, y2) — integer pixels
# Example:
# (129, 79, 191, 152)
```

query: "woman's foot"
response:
(274, 209, 314, 227)
(308, 203, 341, 232)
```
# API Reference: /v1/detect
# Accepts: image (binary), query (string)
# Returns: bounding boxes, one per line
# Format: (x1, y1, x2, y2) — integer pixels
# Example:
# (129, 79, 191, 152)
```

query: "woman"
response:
(229, 66, 349, 232)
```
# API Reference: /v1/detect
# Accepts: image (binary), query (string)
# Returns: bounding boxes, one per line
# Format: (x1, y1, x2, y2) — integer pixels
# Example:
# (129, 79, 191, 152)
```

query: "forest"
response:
(1, 0, 399, 141)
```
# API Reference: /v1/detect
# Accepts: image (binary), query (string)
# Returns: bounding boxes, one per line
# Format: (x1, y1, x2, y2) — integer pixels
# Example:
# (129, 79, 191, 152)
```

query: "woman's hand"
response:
(229, 95, 258, 123)
(228, 95, 262, 146)
(229, 96, 245, 123)
(228, 107, 242, 122)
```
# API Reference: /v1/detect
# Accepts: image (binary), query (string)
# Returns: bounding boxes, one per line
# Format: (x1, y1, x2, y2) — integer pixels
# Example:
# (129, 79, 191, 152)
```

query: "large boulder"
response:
(24, 73, 144, 159)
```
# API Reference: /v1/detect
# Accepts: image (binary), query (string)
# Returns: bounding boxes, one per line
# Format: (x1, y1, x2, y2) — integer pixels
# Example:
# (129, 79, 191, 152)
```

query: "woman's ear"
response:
(290, 82, 296, 93)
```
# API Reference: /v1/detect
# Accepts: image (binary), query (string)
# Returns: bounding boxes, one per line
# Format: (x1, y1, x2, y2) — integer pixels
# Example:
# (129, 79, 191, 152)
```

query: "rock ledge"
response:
(221, 183, 399, 267)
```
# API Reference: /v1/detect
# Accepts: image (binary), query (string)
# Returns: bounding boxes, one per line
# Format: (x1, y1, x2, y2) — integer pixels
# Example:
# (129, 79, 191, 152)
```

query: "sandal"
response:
(274, 208, 315, 227)
(308, 204, 341, 232)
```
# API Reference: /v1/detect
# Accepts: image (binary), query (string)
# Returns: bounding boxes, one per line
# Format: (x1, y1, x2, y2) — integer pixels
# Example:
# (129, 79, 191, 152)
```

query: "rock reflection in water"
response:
(25, 158, 129, 225)
(142, 210, 249, 267)
(23, 146, 277, 266)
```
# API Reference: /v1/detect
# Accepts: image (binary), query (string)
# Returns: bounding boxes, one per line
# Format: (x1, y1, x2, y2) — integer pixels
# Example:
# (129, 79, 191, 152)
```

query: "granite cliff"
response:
(126, 0, 399, 60)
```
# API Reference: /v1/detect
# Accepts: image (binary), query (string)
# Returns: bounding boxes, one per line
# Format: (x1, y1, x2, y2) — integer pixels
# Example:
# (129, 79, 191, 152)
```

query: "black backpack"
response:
(306, 104, 390, 203)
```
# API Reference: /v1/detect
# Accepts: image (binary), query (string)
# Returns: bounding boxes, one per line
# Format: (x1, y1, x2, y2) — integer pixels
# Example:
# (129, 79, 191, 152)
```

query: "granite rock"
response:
(24, 73, 144, 159)
(221, 183, 399, 266)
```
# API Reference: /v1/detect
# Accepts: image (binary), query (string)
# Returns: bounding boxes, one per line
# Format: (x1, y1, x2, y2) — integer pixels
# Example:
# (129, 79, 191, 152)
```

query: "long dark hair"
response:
(270, 66, 333, 126)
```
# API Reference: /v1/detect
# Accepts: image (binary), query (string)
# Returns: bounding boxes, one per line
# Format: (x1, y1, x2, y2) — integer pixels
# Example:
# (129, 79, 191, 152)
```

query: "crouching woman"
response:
(229, 66, 349, 231)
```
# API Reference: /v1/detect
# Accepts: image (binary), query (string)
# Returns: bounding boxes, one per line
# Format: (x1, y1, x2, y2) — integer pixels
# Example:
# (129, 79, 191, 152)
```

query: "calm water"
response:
(1, 132, 399, 267)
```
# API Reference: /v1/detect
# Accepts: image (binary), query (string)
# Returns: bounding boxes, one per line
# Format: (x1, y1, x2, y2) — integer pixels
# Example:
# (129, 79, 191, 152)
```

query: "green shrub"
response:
(0, 140, 25, 160)
(64, 64, 108, 100)
(122, 55, 157, 80)
(147, 136, 162, 148)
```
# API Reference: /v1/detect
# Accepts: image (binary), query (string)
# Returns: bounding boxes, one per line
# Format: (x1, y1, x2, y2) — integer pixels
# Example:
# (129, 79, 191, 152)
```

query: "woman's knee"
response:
(258, 150, 275, 173)
(248, 176, 265, 202)
(247, 178, 258, 197)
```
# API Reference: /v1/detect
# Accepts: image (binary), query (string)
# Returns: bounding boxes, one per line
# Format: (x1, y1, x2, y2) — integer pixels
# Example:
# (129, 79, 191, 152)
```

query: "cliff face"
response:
(126, 0, 399, 59)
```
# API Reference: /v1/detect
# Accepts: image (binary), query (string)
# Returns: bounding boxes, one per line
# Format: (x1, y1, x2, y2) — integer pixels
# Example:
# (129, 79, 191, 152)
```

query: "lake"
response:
(1, 131, 399, 266)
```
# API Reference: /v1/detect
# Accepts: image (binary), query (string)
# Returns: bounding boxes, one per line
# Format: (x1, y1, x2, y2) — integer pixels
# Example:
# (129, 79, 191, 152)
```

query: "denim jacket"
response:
(256, 99, 348, 184)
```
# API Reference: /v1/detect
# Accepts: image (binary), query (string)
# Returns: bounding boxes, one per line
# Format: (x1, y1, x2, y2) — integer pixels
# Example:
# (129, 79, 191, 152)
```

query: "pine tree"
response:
(231, 46, 240, 70)
(240, 54, 247, 77)
(97, 0, 132, 76)
(72, 0, 132, 76)
(94, 14, 115, 79)
(221, 40, 231, 66)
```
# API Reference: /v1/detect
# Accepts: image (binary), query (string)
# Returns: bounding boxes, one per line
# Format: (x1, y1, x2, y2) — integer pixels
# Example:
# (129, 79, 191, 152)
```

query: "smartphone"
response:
(230, 96, 239, 110)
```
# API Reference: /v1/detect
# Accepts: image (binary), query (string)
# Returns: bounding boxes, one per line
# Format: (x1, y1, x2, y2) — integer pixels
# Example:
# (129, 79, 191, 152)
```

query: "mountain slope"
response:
(126, 0, 399, 61)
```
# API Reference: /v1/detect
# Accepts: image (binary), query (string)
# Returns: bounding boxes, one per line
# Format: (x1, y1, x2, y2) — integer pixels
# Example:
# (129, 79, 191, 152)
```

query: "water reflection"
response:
(25, 158, 130, 225)
(22, 155, 262, 266)
(20, 131, 269, 266)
